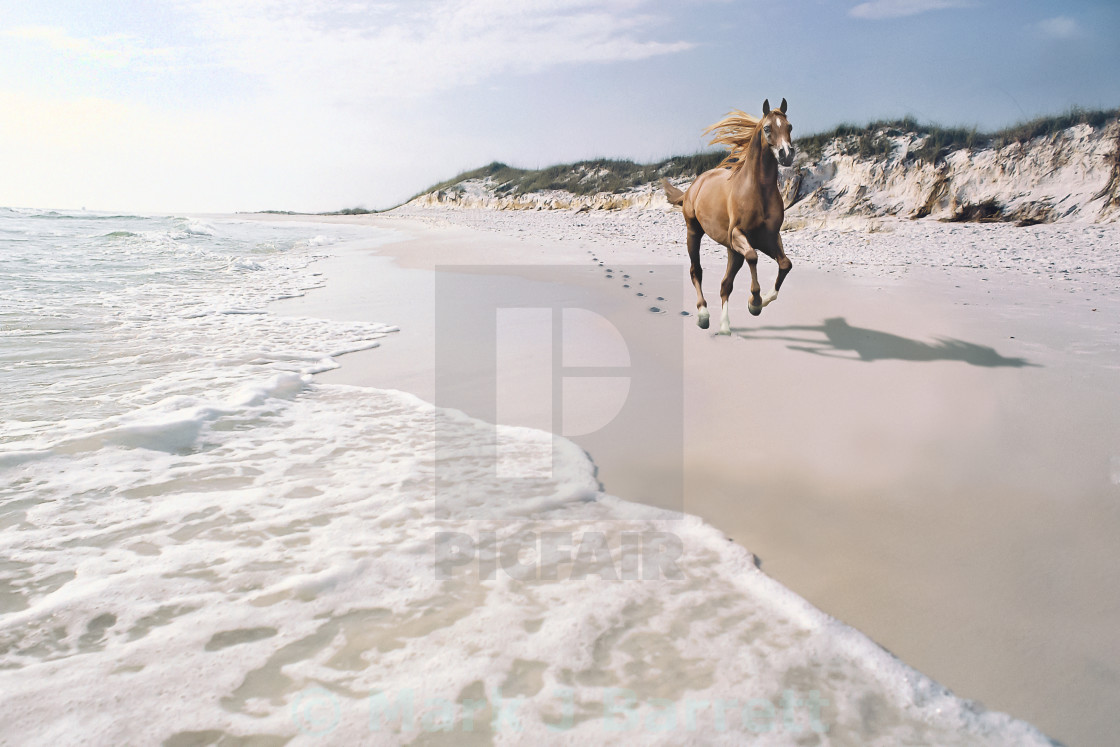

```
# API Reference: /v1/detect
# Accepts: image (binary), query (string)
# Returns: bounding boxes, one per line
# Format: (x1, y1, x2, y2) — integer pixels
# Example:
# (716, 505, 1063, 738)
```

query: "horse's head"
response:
(760, 98, 794, 167)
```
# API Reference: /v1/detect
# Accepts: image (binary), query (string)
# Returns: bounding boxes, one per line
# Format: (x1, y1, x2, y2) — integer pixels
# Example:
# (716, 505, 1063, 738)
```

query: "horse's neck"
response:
(739, 129, 778, 187)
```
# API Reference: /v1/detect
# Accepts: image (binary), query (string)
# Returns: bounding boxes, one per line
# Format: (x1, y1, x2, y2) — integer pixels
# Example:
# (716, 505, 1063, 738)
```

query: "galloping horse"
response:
(663, 98, 795, 334)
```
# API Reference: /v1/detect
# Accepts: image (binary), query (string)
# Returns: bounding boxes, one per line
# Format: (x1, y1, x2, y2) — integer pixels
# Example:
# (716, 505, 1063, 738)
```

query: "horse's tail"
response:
(661, 178, 686, 207)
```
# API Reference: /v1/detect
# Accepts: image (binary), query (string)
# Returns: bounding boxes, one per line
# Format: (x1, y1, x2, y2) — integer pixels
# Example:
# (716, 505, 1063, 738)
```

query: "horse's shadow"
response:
(731, 316, 1038, 368)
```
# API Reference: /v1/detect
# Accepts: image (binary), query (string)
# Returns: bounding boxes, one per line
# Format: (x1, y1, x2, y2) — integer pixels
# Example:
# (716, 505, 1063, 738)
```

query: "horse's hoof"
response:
(748, 304, 762, 317)
(697, 312, 710, 329)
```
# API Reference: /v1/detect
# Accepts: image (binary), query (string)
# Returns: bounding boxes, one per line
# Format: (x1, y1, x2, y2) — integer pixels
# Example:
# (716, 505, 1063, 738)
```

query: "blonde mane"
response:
(703, 109, 761, 172)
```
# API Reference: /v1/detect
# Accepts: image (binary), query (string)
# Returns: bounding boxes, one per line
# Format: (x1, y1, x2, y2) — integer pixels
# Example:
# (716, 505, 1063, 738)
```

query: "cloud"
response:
(0, 86, 415, 212)
(173, 0, 695, 101)
(1035, 16, 1081, 40)
(0, 1, 708, 211)
(849, 0, 971, 20)
(2, 25, 175, 68)
(0, 89, 222, 211)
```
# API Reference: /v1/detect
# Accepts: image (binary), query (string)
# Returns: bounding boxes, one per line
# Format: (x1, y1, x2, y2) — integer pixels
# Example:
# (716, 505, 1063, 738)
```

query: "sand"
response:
(263, 208, 1120, 747)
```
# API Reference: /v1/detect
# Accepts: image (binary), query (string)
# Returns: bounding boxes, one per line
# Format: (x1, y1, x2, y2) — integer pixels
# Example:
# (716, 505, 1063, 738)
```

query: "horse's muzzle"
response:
(778, 147, 795, 167)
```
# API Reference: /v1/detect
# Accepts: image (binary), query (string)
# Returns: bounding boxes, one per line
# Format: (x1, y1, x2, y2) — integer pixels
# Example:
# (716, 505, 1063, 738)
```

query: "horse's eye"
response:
(764, 125, 771, 133)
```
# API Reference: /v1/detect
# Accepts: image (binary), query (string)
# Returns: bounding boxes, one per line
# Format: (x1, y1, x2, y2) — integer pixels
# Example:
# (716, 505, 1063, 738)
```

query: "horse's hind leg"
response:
(718, 248, 745, 334)
(687, 220, 710, 329)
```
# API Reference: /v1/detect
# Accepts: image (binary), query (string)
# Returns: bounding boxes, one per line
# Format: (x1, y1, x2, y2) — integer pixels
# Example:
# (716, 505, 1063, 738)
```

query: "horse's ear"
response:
(780, 98, 788, 114)
(762, 99, 771, 115)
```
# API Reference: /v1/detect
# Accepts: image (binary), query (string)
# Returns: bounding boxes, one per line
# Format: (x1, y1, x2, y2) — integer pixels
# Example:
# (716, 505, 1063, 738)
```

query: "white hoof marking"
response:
(761, 291, 779, 308)
(718, 301, 731, 335)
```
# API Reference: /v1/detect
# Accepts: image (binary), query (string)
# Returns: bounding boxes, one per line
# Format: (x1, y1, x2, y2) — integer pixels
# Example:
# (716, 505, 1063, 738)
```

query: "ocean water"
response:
(0, 209, 1055, 745)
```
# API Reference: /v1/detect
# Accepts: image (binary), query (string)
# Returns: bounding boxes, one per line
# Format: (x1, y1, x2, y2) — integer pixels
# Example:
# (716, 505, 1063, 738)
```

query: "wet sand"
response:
(266, 211, 1120, 747)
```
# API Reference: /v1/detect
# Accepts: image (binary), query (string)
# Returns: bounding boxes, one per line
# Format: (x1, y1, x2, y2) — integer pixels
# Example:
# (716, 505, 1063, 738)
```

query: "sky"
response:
(0, 0, 1117, 213)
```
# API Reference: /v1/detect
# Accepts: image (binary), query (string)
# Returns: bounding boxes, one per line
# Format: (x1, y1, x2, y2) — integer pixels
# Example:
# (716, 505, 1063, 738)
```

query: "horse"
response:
(662, 98, 795, 335)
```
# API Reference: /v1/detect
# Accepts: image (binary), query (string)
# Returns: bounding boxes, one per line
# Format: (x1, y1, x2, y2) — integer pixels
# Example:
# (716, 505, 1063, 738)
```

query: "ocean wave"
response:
(170, 216, 217, 236)
(0, 380, 1055, 745)
(0, 213, 397, 453)
(23, 211, 151, 220)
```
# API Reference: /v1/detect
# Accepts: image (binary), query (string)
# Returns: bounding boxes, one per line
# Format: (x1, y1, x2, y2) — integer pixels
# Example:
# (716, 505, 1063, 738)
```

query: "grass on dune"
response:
(796, 107, 1118, 164)
(406, 107, 1119, 202)
(412, 152, 728, 202)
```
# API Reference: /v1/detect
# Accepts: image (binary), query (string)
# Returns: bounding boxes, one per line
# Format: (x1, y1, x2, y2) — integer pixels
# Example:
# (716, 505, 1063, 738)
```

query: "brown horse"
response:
(663, 98, 794, 334)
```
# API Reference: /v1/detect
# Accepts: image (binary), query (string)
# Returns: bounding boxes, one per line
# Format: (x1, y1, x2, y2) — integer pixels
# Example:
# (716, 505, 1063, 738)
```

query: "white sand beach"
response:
(264, 207, 1120, 747)
(6, 1, 1120, 744)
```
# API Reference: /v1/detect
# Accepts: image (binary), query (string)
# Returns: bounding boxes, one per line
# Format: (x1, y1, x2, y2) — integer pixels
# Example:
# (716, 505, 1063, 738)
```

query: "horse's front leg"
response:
(731, 229, 763, 318)
(760, 234, 792, 309)
(718, 245, 745, 334)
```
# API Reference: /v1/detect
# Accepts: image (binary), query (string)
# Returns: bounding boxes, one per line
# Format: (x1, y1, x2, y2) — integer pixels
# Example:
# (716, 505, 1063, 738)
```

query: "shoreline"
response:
(263, 208, 1120, 746)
